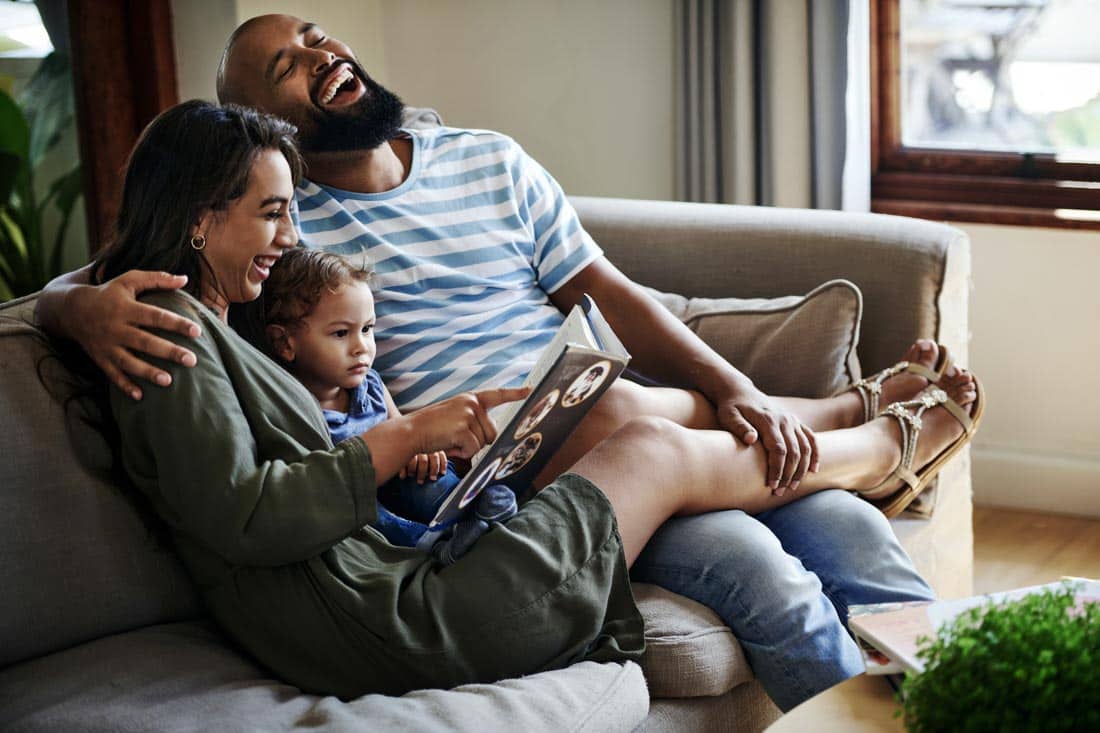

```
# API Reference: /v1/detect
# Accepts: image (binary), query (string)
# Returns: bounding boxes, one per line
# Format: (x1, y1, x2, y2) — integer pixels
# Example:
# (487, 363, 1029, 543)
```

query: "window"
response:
(871, 0, 1100, 229)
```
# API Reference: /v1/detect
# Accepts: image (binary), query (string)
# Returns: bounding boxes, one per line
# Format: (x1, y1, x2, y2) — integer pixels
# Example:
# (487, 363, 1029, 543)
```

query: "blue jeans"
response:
(370, 465, 461, 548)
(379, 463, 461, 522)
(629, 489, 934, 711)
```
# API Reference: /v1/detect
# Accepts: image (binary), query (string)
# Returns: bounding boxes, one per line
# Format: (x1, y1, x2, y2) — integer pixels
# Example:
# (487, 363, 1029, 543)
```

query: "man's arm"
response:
(36, 266, 201, 400)
(550, 257, 817, 493)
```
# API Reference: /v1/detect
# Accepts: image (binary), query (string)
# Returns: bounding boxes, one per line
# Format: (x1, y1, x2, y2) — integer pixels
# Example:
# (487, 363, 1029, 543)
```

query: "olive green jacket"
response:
(110, 291, 643, 699)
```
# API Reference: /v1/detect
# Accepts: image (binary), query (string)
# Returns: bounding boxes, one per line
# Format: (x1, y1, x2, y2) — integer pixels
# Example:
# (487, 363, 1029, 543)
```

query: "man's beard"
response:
(300, 68, 405, 153)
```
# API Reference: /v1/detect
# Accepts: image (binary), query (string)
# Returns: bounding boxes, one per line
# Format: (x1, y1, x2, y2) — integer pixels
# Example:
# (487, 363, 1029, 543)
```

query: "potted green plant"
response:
(0, 50, 82, 302)
(899, 582, 1099, 732)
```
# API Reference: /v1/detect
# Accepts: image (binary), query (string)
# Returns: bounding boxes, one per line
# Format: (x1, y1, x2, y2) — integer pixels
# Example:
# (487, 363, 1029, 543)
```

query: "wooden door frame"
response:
(68, 0, 179, 253)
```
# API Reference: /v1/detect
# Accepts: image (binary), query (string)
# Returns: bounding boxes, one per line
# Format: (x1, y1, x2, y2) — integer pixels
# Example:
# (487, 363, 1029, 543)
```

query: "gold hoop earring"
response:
(190, 234, 207, 251)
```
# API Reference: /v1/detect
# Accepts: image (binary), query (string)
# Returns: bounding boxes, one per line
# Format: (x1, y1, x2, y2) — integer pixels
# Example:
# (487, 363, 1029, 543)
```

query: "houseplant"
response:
(0, 50, 82, 302)
(899, 582, 1099, 732)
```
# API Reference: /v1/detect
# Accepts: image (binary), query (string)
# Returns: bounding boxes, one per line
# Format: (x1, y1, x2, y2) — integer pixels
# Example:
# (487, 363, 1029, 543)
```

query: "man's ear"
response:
(266, 324, 295, 363)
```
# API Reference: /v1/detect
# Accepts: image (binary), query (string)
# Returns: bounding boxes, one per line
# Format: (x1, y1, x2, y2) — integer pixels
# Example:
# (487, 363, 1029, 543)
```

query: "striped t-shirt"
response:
(294, 127, 603, 410)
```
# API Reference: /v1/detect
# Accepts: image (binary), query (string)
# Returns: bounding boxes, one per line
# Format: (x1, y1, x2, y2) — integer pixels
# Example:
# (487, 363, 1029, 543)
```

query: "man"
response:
(36, 14, 935, 710)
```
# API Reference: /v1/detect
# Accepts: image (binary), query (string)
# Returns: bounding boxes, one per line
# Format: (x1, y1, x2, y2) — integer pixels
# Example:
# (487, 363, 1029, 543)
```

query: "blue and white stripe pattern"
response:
(295, 127, 602, 410)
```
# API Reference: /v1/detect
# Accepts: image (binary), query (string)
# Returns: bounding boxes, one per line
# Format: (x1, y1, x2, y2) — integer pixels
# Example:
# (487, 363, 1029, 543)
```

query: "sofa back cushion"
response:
(0, 295, 201, 668)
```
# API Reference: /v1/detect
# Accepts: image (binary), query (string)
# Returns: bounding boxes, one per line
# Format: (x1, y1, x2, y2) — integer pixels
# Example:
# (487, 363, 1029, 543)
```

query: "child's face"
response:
(285, 281, 377, 394)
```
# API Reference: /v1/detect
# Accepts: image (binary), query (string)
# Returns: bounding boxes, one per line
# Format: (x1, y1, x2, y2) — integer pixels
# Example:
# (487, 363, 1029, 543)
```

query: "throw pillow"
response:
(643, 279, 863, 399)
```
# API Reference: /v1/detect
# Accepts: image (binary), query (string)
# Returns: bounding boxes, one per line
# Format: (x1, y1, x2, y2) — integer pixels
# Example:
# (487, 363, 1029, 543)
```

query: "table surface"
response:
(765, 674, 906, 732)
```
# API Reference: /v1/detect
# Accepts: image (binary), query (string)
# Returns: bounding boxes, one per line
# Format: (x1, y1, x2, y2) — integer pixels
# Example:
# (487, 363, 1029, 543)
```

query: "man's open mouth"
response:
(316, 63, 363, 108)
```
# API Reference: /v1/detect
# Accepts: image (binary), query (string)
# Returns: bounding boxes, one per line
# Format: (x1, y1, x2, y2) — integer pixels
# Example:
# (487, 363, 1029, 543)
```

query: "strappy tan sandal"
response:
(846, 343, 953, 424)
(859, 377, 984, 519)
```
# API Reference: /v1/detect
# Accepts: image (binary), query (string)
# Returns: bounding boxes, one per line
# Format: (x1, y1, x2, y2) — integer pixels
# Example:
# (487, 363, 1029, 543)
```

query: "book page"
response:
(848, 604, 935, 672)
(581, 294, 628, 358)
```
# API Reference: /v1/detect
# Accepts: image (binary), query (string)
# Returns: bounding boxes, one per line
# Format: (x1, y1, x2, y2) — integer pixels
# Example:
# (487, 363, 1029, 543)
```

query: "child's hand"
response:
(400, 450, 447, 483)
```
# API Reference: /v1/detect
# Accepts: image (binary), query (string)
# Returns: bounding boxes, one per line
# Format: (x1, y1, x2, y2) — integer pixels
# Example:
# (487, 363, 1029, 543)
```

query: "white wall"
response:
(963, 223, 1100, 517)
(379, 0, 675, 201)
(171, 0, 239, 102)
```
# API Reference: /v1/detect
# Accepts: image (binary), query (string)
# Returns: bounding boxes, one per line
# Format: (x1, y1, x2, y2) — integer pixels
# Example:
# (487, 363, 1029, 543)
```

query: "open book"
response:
(848, 578, 1100, 674)
(428, 294, 630, 529)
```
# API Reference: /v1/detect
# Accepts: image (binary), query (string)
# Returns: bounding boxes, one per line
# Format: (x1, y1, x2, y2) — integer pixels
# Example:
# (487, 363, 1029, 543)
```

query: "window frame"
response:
(871, 0, 1100, 230)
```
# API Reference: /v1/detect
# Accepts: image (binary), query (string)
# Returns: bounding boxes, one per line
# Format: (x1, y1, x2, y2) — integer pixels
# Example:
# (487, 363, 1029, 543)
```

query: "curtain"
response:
(676, 0, 868, 210)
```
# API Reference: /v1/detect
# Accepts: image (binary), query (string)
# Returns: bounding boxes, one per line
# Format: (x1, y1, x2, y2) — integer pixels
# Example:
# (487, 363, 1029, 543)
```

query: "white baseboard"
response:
(972, 446, 1100, 518)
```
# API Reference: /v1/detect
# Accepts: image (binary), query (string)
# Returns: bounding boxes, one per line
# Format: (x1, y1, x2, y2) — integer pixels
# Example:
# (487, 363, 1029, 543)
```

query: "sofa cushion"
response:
(0, 620, 649, 733)
(633, 583, 752, 698)
(645, 279, 863, 398)
(0, 296, 202, 668)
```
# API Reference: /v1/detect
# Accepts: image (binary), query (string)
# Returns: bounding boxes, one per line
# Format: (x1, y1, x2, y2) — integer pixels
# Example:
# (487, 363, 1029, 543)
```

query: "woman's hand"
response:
(408, 387, 531, 459)
(361, 387, 530, 483)
(67, 271, 201, 400)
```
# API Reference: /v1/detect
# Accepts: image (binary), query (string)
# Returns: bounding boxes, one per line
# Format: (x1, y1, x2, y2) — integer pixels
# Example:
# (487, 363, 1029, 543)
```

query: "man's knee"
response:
(805, 490, 895, 539)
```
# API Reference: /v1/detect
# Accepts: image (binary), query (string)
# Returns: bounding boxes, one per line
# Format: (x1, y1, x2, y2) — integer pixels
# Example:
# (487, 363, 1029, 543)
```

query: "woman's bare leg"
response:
(535, 340, 945, 488)
(570, 366, 977, 566)
(770, 339, 945, 431)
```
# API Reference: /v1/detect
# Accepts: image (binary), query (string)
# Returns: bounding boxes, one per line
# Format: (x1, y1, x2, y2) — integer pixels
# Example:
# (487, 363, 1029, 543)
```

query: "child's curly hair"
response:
(263, 247, 373, 331)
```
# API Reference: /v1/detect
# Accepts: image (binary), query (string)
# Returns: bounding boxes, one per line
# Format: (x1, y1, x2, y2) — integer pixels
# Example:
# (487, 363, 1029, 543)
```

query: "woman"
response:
(93, 100, 980, 700)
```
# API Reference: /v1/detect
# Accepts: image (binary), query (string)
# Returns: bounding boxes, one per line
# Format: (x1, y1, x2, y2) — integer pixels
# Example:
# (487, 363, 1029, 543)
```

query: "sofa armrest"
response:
(570, 196, 970, 375)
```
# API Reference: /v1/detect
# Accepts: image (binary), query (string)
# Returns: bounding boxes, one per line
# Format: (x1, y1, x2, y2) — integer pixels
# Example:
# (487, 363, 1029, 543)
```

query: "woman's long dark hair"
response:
(48, 101, 305, 547)
(93, 100, 303, 292)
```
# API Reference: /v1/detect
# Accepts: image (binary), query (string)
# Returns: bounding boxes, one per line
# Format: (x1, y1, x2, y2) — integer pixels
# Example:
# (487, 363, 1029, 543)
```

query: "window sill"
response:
(871, 198, 1100, 231)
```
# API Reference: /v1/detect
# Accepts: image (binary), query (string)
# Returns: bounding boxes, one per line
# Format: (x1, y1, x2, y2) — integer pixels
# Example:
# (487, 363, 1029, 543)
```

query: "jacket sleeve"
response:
(111, 294, 379, 567)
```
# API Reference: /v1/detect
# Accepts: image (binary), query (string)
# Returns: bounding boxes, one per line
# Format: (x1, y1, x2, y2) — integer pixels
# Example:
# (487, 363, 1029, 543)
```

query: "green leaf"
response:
(900, 583, 1100, 733)
(0, 88, 30, 162)
(0, 235, 16, 281)
(18, 52, 75, 167)
(45, 165, 83, 215)
(0, 208, 28, 261)
(0, 150, 21, 205)
(0, 208, 32, 295)
(46, 166, 83, 276)
(0, 91, 31, 209)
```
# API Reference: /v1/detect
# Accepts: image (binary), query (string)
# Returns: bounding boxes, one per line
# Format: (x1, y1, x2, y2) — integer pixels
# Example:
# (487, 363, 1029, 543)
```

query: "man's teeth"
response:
(254, 256, 277, 268)
(321, 68, 354, 104)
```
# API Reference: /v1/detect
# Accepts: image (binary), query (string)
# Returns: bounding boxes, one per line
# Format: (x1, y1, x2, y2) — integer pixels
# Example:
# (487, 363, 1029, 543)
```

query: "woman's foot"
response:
(857, 365, 980, 504)
(842, 339, 946, 427)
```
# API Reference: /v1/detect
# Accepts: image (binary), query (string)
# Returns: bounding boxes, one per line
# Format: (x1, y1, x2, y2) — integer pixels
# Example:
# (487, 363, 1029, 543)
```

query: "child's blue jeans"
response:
(369, 463, 517, 564)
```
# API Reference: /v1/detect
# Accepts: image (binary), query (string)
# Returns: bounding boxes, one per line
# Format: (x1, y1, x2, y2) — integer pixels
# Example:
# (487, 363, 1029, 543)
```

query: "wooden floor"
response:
(973, 506, 1100, 594)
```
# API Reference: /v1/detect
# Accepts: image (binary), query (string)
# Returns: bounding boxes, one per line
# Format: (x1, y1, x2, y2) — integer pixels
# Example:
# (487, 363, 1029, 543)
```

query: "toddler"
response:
(261, 248, 515, 562)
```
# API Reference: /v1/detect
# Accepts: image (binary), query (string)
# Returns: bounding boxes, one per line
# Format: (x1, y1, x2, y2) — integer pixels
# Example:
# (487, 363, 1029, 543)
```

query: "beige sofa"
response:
(0, 197, 972, 732)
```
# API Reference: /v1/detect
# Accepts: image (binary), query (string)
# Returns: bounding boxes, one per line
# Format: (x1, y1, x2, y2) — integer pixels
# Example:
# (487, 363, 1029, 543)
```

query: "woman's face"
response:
(196, 149, 298, 312)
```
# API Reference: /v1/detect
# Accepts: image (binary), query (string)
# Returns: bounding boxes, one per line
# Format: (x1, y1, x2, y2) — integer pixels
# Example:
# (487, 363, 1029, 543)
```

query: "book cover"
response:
(847, 578, 1100, 674)
(848, 600, 934, 675)
(428, 294, 630, 529)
